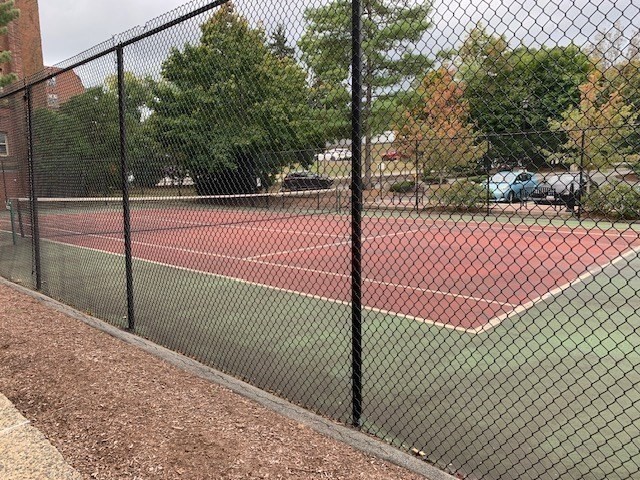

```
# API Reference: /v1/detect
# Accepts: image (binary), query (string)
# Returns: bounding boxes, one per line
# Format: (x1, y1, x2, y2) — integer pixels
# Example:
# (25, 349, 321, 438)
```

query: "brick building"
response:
(0, 0, 44, 203)
(43, 66, 85, 109)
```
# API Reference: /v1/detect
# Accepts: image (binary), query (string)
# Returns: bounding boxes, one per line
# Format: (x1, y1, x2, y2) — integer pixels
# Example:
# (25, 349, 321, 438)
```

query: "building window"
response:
(0, 132, 7, 156)
(47, 93, 59, 108)
(47, 76, 57, 87)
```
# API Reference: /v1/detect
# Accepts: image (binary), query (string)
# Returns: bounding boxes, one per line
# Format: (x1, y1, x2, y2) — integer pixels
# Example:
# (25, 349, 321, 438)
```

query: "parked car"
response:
(282, 171, 333, 191)
(530, 172, 592, 207)
(315, 148, 352, 162)
(482, 170, 539, 202)
(381, 150, 408, 161)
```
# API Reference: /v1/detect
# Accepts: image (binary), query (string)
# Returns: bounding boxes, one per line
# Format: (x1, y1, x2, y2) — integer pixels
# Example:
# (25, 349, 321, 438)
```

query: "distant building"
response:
(43, 66, 85, 108)
(327, 130, 397, 148)
(0, 0, 45, 203)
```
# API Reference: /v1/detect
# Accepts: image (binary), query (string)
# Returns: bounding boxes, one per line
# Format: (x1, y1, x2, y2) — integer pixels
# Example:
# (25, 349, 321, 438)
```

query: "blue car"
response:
(483, 170, 538, 203)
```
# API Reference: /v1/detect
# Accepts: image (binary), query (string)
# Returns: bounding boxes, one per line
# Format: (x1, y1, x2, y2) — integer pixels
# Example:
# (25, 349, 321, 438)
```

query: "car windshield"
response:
(490, 172, 516, 183)
(546, 174, 578, 186)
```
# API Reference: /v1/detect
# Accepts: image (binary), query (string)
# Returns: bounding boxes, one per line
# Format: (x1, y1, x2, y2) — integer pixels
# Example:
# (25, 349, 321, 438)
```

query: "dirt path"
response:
(0, 282, 426, 479)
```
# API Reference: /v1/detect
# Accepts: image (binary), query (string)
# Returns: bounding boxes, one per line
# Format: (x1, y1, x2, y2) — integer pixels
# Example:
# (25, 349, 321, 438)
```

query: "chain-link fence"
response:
(1, 0, 639, 478)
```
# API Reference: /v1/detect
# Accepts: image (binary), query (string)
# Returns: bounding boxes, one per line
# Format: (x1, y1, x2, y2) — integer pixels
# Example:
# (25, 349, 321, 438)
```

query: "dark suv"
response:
(282, 171, 333, 191)
(531, 173, 593, 208)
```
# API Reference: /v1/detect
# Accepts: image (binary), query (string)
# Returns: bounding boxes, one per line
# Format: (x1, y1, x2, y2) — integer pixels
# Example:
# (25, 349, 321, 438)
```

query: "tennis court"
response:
(5, 193, 639, 334)
(3, 193, 640, 479)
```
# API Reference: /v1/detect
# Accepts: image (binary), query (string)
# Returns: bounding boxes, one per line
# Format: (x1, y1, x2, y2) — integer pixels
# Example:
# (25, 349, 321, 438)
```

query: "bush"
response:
(583, 182, 640, 220)
(437, 181, 487, 210)
(389, 180, 416, 193)
(450, 162, 485, 176)
(466, 175, 487, 184)
(422, 175, 446, 185)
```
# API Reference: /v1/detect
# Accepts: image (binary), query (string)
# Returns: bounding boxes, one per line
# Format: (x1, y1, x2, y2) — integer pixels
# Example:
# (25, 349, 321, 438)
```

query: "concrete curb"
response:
(1, 277, 456, 480)
(0, 394, 82, 479)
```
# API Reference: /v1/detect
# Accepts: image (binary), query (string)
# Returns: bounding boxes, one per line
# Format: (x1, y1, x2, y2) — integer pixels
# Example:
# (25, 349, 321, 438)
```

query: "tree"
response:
(0, 0, 19, 87)
(548, 68, 638, 188)
(395, 67, 487, 184)
(32, 74, 162, 195)
(150, 3, 320, 194)
(590, 30, 640, 152)
(103, 73, 165, 187)
(299, 0, 434, 187)
(269, 24, 295, 60)
(450, 24, 591, 165)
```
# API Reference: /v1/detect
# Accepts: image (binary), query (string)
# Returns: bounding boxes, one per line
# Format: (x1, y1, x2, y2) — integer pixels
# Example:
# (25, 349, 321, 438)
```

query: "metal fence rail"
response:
(1, 0, 639, 478)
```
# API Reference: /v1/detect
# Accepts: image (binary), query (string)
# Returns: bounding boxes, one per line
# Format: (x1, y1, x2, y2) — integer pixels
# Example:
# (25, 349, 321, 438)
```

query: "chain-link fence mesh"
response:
(1, 0, 639, 478)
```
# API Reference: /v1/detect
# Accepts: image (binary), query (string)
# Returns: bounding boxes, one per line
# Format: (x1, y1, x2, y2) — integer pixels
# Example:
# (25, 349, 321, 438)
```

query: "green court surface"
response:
(0, 225, 638, 480)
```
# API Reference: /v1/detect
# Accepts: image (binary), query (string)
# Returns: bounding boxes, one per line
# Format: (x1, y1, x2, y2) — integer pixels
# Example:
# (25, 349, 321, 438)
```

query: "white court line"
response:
(127, 212, 348, 239)
(469, 243, 640, 334)
(28, 223, 510, 308)
(242, 258, 517, 308)
(245, 226, 427, 260)
(407, 216, 640, 240)
(36, 235, 474, 334)
(14, 223, 640, 335)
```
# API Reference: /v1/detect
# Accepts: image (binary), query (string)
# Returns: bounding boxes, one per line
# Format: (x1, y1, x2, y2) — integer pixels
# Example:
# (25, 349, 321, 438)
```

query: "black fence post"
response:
(25, 86, 41, 290)
(486, 139, 492, 217)
(577, 129, 585, 220)
(351, 0, 363, 429)
(117, 46, 136, 331)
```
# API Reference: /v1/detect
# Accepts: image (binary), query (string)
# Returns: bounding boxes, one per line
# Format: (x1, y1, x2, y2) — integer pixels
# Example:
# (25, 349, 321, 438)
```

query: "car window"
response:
(491, 172, 516, 183)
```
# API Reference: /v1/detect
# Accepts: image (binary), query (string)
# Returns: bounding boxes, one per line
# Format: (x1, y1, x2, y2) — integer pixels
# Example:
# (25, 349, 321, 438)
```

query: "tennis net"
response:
(9, 189, 344, 240)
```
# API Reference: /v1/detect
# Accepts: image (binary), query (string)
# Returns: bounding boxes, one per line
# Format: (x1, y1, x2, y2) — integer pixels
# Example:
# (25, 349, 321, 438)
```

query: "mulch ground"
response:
(0, 283, 424, 479)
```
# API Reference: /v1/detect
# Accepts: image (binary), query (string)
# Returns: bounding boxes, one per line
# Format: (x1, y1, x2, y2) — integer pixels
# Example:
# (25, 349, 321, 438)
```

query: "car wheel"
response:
(506, 191, 516, 203)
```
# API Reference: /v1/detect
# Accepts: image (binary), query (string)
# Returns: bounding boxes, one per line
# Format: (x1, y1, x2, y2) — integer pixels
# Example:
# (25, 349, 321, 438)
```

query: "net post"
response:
(117, 46, 136, 331)
(25, 86, 42, 290)
(351, 0, 363, 429)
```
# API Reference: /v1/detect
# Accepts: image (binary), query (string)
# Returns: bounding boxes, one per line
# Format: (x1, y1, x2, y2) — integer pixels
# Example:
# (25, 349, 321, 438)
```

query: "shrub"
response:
(437, 181, 487, 210)
(466, 175, 487, 184)
(422, 175, 447, 185)
(583, 182, 640, 220)
(389, 180, 416, 193)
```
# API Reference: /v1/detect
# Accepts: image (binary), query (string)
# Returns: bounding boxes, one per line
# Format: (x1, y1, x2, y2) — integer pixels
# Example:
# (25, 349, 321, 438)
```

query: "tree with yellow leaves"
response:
(395, 67, 487, 185)
(548, 67, 638, 182)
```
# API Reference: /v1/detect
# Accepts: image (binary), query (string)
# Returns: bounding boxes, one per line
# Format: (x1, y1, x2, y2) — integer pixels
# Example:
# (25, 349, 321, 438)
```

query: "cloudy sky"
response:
(38, 0, 638, 68)
(39, 0, 189, 66)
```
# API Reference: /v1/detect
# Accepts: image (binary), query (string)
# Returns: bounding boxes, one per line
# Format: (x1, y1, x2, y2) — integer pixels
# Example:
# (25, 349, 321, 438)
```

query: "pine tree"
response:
(299, 0, 433, 187)
(269, 24, 295, 60)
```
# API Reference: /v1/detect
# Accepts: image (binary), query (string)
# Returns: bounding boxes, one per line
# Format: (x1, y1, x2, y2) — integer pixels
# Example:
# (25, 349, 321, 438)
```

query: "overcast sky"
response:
(39, 0, 189, 66)
(38, 0, 638, 68)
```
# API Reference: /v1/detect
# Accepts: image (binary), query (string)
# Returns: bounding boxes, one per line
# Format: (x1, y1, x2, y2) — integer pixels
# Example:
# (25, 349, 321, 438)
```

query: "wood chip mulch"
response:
(0, 283, 424, 479)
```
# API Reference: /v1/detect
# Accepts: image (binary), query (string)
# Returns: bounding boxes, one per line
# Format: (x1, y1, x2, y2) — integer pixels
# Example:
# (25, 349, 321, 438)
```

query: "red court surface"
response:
(8, 207, 640, 333)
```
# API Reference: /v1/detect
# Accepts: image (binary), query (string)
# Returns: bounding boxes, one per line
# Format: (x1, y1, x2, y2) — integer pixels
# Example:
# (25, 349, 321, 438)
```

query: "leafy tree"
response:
(590, 31, 640, 152)
(395, 67, 487, 184)
(104, 73, 165, 187)
(150, 3, 320, 193)
(450, 24, 591, 165)
(0, 0, 19, 87)
(548, 68, 639, 188)
(32, 75, 162, 195)
(299, 0, 434, 187)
